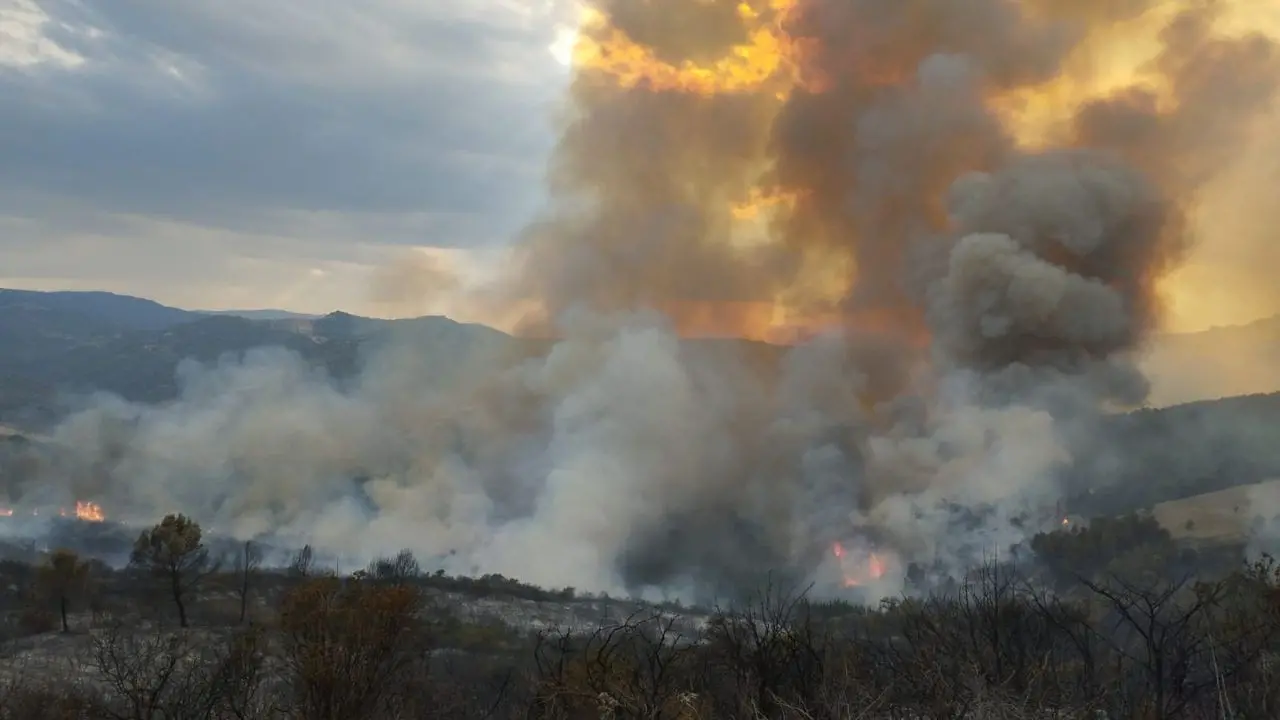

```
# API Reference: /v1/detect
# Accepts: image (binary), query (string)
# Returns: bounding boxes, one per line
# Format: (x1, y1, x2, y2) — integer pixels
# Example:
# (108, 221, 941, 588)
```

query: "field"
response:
(1153, 477, 1280, 543)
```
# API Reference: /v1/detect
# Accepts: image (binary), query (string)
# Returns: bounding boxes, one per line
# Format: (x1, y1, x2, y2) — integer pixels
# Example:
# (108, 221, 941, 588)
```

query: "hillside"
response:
(5, 289, 1278, 419)
(0, 289, 195, 332)
(1142, 315, 1280, 406)
(0, 290, 516, 426)
(1061, 392, 1280, 514)
(2, 289, 1280, 519)
(197, 308, 320, 321)
(0, 289, 785, 428)
(1153, 477, 1280, 544)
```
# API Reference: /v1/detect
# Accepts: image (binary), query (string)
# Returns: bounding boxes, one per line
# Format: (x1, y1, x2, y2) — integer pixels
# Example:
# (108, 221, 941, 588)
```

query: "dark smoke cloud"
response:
(8, 0, 1280, 601)
(935, 151, 1169, 386)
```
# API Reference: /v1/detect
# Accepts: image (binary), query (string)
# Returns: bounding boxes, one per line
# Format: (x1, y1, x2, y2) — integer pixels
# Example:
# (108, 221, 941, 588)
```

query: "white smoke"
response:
(12, 0, 1280, 603)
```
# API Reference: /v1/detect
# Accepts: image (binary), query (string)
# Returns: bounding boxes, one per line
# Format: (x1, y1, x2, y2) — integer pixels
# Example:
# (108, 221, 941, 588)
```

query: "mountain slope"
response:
(0, 289, 197, 332)
(198, 309, 320, 321)
(1065, 391, 1280, 517)
(0, 290, 506, 425)
(1142, 316, 1280, 406)
(1, 289, 1280, 522)
(45, 315, 364, 404)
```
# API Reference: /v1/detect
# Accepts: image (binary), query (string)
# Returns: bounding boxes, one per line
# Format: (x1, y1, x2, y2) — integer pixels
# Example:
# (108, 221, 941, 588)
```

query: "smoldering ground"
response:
(9, 0, 1280, 603)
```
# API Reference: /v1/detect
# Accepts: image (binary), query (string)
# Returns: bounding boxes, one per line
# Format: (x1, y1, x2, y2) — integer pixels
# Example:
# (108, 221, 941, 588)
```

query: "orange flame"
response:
(75, 501, 105, 523)
(831, 541, 887, 587)
(0, 502, 105, 522)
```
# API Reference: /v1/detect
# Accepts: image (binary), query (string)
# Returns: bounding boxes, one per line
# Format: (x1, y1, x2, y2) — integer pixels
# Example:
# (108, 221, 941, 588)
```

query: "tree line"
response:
(2, 513, 1280, 718)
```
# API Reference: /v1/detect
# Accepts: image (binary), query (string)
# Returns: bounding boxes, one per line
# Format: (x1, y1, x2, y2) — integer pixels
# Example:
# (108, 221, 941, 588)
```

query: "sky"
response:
(0, 0, 1276, 332)
(0, 0, 578, 317)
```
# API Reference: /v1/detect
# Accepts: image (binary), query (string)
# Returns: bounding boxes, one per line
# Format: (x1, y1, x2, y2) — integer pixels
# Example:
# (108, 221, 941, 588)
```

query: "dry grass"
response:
(1153, 477, 1280, 542)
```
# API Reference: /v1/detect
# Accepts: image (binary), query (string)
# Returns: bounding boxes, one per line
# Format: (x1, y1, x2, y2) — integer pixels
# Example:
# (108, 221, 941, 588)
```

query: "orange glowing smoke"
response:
(510, 0, 1280, 348)
(831, 541, 887, 588)
(545, 0, 961, 346)
(729, 187, 801, 222)
(573, 0, 807, 97)
(533, 0, 869, 346)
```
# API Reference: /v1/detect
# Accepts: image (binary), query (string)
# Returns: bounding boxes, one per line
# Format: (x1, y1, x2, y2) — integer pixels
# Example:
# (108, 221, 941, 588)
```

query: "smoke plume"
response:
(13, 0, 1280, 600)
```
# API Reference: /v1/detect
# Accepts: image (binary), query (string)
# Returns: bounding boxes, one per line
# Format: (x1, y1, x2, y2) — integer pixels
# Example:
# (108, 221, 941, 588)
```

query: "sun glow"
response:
(549, 25, 579, 67)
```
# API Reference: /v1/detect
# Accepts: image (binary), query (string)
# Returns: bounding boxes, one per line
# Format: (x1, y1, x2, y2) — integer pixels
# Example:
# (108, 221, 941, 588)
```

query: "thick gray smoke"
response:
(9, 0, 1280, 602)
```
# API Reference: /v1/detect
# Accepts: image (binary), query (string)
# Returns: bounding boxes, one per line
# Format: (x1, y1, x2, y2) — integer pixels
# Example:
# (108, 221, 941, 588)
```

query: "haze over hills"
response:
(197, 309, 321, 322)
(1, 287, 1278, 426)
(2, 287, 1280, 534)
(1142, 315, 1280, 406)
(0, 289, 517, 427)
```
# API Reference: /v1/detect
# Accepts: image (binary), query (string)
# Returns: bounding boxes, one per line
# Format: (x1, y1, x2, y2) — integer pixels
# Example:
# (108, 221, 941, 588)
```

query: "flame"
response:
(75, 501, 105, 523)
(831, 541, 887, 588)
(0, 502, 104, 522)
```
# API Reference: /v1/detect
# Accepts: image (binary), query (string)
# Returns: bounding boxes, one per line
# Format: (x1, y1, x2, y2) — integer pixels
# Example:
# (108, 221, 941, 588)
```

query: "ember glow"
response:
(831, 542, 888, 588)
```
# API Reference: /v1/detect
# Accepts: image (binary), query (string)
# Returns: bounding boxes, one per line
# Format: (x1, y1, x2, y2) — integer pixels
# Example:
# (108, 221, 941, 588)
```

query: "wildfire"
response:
(831, 541, 887, 588)
(0, 501, 105, 522)
(74, 501, 106, 522)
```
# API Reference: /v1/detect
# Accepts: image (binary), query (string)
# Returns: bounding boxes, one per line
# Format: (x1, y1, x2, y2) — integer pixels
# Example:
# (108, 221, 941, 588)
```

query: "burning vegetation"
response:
(3, 0, 1278, 605)
(829, 541, 887, 587)
(0, 501, 105, 523)
(476, 0, 1279, 595)
(3, 1, 1280, 715)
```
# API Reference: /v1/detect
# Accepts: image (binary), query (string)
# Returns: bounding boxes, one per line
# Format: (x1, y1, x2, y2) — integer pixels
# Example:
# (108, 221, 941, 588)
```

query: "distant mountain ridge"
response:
(0, 289, 195, 332)
(197, 309, 321, 321)
(1, 289, 1280, 525)
(1141, 315, 1280, 407)
(0, 288, 513, 427)
(1, 287, 1278, 425)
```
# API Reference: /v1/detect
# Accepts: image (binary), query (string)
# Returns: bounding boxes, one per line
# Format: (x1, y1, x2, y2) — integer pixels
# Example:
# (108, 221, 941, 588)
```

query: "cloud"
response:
(0, 0, 573, 306)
